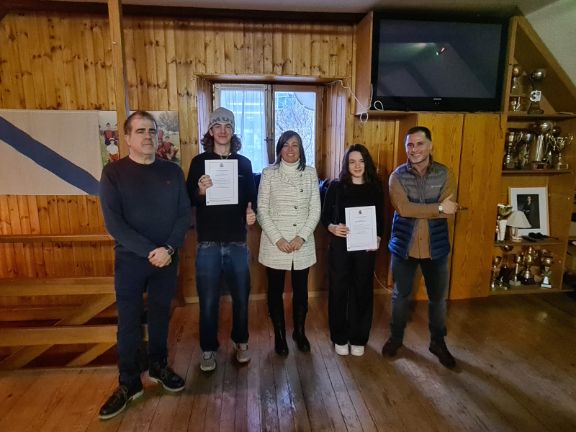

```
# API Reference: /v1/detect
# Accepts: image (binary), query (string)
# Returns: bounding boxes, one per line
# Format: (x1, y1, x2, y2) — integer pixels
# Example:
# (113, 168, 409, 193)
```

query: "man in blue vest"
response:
(381, 126, 459, 368)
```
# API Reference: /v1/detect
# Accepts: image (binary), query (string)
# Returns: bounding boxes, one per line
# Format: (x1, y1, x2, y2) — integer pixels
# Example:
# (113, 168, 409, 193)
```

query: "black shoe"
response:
(292, 330, 311, 352)
(274, 327, 289, 356)
(98, 384, 143, 420)
(381, 337, 402, 357)
(429, 339, 456, 369)
(149, 364, 185, 392)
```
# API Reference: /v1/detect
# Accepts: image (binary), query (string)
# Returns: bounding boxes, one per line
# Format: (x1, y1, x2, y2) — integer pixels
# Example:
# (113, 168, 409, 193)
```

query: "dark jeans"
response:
(390, 254, 449, 341)
(115, 250, 178, 388)
(266, 266, 309, 324)
(328, 238, 376, 346)
(196, 241, 251, 352)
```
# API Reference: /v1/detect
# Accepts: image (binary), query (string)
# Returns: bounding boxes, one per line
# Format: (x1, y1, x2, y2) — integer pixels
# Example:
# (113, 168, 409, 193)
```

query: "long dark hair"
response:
(200, 130, 242, 153)
(338, 143, 380, 185)
(274, 130, 306, 171)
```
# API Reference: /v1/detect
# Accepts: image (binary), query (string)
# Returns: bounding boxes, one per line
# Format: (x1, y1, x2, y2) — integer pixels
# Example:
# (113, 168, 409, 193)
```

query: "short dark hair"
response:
(406, 126, 432, 141)
(200, 130, 242, 153)
(124, 111, 157, 135)
(338, 143, 380, 185)
(274, 130, 306, 171)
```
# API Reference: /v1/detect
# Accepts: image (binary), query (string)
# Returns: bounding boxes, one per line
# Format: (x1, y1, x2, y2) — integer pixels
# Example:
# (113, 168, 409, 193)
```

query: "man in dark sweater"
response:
(381, 126, 459, 369)
(98, 111, 192, 420)
(187, 107, 257, 372)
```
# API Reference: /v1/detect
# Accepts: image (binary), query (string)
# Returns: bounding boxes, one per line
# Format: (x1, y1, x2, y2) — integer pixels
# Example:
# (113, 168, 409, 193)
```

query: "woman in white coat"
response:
(257, 131, 320, 355)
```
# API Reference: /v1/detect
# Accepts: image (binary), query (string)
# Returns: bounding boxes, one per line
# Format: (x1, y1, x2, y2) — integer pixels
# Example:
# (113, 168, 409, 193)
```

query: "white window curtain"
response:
(215, 85, 269, 173)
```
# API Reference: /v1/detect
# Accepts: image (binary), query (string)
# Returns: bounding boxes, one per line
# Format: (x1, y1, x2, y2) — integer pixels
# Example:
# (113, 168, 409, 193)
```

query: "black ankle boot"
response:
(292, 309, 310, 352)
(274, 324, 289, 356)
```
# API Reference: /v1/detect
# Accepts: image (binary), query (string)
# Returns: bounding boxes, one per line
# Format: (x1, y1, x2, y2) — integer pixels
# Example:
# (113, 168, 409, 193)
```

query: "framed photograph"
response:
(509, 186, 549, 236)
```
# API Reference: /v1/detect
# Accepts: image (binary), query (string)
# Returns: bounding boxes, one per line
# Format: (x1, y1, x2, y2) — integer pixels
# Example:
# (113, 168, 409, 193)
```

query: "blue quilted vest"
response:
(388, 161, 451, 259)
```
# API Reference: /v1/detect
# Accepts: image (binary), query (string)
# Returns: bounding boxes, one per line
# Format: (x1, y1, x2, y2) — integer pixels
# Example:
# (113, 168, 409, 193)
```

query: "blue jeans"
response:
(115, 250, 178, 388)
(390, 254, 449, 341)
(196, 241, 251, 351)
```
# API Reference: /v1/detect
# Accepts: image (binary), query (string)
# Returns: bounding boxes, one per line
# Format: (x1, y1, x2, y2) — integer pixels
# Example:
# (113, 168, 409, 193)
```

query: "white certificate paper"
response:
(345, 206, 377, 251)
(205, 160, 238, 206)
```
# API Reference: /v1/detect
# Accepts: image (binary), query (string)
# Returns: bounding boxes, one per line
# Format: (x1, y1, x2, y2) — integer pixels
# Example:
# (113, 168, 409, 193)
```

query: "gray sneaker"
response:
(232, 342, 250, 364)
(200, 351, 216, 372)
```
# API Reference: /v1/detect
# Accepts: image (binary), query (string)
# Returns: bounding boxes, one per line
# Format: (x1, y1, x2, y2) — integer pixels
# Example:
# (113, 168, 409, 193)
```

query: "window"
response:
(214, 83, 321, 173)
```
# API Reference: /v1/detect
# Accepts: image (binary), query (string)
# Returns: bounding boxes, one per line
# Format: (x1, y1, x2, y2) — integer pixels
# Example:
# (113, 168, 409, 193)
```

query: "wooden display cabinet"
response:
(492, 17, 576, 295)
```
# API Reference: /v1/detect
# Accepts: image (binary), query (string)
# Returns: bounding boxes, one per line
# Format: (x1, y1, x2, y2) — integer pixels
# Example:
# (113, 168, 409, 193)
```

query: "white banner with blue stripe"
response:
(0, 110, 102, 195)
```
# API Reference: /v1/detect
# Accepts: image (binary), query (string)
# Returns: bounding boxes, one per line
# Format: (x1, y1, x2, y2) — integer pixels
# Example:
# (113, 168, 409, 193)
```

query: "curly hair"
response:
(338, 143, 380, 185)
(200, 130, 242, 153)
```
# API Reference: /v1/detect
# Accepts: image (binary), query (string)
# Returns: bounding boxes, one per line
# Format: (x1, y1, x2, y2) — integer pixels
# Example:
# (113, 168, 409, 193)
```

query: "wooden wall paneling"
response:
(261, 23, 272, 74)
(281, 23, 293, 75)
(26, 14, 48, 108)
(124, 18, 139, 110)
(84, 17, 101, 109)
(310, 23, 322, 76)
(11, 14, 34, 109)
(134, 20, 150, 109)
(37, 15, 58, 109)
(242, 22, 254, 75)
(7, 196, 27, 277)
(451, 114, 504, 299)
(59, 15, 78, 108)
(5, 14, 26, 107)
(164, 20, 178, 111)
(154, 19, 168, 110)
(272, 23, 283, 75)
(15, 196, 34, 277)
(25, 196, 47, 278)
(71, 18, 89, 109)
(144, 18, 159, 109)
(90, 16, 110, 110)
(0, 197, 15, 277)
(46, 15, 66, 109)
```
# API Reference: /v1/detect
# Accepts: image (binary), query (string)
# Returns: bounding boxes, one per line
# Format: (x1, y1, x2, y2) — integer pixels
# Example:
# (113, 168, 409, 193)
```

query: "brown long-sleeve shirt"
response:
(389, 165, 456, 259)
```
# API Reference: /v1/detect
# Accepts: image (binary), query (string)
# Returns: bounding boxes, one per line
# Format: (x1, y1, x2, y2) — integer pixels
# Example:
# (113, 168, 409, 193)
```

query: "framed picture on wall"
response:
(509, 186, 549, 236)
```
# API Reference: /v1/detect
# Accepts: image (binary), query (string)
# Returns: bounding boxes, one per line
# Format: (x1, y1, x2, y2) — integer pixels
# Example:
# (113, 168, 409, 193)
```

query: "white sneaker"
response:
(232, 342, 251, 364)
(335, 343, 349, 356)
(200, 351, 216, 372)
(350, 345, 365, 356)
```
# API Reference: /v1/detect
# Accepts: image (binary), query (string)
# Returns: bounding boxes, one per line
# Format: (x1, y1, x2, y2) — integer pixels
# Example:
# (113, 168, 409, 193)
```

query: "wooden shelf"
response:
(507, 112, 576, 121)
(502, 169, 572, 175)
(490, 285, 563, 295)
(494, 239, 563, 247)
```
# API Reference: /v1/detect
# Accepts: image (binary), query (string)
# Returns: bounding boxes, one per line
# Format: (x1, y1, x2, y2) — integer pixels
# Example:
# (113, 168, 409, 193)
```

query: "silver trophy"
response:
(530, 120, 553, 169)
(527, 68, 546, 115)
(551, 133, 573, 170)
(509, 64, 526, 112)
(503, 131, 518, 170)
(540, 255, 553, 288)
(490, 256, 503, 290)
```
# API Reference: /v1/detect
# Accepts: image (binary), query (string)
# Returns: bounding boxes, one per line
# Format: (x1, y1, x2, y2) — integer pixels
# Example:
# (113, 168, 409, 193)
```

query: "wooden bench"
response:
(0, 276, 118, 369)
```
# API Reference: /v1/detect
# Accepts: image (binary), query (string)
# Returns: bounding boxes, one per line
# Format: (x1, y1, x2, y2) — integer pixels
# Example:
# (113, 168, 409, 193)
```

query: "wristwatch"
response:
(438, 204, 444, 214)
(164, 245, 175, 256)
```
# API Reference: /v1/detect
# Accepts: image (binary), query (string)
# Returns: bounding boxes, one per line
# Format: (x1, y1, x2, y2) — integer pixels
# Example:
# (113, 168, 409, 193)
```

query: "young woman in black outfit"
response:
(321, 144, 384, 356)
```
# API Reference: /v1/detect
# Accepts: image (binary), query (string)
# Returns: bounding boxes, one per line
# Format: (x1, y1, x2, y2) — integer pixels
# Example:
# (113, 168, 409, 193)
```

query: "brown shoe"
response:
(381, 337, 402, 357)
(429, 339, 456, 369)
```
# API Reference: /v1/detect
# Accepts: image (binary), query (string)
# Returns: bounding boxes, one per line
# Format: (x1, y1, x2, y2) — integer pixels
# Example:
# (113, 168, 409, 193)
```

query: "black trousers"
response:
(266, 266, 310, 325)
(328, 238, 376, 346)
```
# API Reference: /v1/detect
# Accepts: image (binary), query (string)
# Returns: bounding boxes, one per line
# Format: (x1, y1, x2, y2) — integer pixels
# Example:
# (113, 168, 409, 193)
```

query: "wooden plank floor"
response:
(1, 292, 576, 432)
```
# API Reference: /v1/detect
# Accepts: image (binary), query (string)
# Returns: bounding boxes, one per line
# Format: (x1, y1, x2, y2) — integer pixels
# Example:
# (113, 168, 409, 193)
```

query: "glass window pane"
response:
(274, 91, 317, 167)
(215, 85, 268, 173)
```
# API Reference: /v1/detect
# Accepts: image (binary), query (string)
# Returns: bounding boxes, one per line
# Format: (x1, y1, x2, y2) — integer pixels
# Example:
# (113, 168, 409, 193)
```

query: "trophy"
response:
(503, 131, 518, 170)
(509, 64, 526, 112)
(516, 131, 534, 169)
(521, 247, 536, 285)
(540, 255, 553, 288)
(496, 203, 513, 241)
(527, 68, 546, 114)
(490, 256, 503, 290)
(509, 254, 523, 287)
(530, 120, 553, 169)
(551, 133, 573, 170)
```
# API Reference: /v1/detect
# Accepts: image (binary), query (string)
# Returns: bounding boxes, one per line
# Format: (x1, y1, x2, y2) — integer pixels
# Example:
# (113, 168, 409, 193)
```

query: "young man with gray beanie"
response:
(186, 107, 257, 372)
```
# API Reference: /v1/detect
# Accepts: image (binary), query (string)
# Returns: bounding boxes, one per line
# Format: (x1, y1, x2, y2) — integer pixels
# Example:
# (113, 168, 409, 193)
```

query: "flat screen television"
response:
(371, 13, 509, 112)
